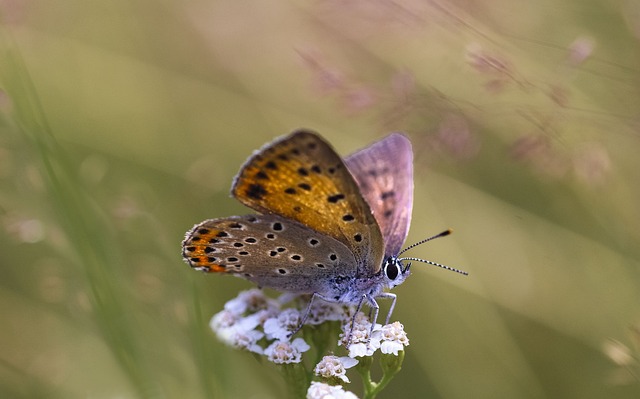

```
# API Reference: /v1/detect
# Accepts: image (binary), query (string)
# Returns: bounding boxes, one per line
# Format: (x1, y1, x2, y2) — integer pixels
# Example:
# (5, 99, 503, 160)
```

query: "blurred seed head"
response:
(342, 85, 377, 114)
(572, 143, 611, 185)
(4, 214, 45, 243)
(314, 0, 424, 39)
(603, 328, 640, 385)
(79, 155, 109, 185)
(484, 78, 509, 94)
(603, 338, 633, 366)
(567, 37, 595, 67)
(510, 134, 551, 161)
(391, 70, 417, 99)
(465, 43, 530, 93)
(0, 0, 26, 25)
(297, 49, 346, 95)
(428, 114, 480, 160)
(510, 134, 570, 179)
(439, 114, 478, 158)
(298, 49, 378, 114)
(466, 43, 513, 77)
(112, 195, 140, 220)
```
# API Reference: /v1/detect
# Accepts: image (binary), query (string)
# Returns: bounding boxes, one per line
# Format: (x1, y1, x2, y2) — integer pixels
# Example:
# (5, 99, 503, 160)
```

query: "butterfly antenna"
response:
(398, 229, 469, 276)
(398, 229, 452, 255)
(398, 257, 468, 275)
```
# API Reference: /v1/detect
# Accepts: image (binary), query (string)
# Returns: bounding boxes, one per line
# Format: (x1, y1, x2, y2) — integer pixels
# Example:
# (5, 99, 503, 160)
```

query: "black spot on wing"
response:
(255, 171, 269, 180)
(327, 194, 345, 203)
(342, 214, 354, 222)
(246, 184, 267, 200)
(381, 191, 395, 200)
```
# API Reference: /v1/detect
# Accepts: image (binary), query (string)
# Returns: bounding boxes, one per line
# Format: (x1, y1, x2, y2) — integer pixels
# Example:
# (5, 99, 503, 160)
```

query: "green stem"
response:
(280, 363, 311, 399)
(368, 351, 405, 398)
(355, 356, 376, 398)
(356, 351, 406, 399)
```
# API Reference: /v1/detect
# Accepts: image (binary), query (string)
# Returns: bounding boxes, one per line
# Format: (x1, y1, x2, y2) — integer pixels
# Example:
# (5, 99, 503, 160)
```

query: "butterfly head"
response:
(382, 255, 411, 289)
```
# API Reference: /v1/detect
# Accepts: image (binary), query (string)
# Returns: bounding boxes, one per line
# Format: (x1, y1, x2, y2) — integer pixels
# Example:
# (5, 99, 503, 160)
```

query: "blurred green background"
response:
(1, 0, 639, 398)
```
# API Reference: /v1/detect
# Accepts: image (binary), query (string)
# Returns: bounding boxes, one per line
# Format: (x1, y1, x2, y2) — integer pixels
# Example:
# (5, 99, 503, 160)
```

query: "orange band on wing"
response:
(182, 227, 232, 273)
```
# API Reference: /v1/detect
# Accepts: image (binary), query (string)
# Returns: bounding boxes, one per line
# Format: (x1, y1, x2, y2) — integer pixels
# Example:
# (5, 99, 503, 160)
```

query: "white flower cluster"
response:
(314, 355, 358, 383)
(307, 382, 359, 399)
(210, 290, 409, 368)
(210, 289, 346, 363)
(340, 312, 409, 358)
(264, 338, 310, 364)
(210, 289, 279, 355)
(374, 321, 410, 356)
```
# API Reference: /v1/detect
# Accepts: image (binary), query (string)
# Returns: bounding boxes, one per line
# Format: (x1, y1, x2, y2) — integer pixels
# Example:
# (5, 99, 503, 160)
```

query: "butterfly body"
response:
(183, 130, 414, 329)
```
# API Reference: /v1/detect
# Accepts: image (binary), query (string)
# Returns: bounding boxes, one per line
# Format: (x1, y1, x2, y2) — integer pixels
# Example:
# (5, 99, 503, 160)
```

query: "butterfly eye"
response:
(384, 258, 400, 280)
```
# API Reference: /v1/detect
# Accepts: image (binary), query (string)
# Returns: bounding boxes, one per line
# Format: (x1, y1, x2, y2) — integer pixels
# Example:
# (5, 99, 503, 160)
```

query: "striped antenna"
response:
(398, 257, 468, 275)
(398, 229, 468, 276)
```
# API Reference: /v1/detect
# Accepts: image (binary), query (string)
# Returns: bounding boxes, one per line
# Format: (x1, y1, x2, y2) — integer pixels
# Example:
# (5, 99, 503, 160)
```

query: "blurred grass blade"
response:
(0, 29, 164, 399)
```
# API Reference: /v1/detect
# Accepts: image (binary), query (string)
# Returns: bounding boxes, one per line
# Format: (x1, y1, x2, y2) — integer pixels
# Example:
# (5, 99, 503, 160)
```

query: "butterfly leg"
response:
(346, 294, 382, 346)
(348, 294, 394, 345)
(346, 294, 368, 346)
(376, 292, 397, 324)
(364, 294, 382, 341)
(289, 292, 331, 339)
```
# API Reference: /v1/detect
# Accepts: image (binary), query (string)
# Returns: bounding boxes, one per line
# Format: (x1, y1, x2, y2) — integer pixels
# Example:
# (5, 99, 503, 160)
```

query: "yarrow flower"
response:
(263, 308, 302, 341)
(314, 355, 358, 383)
(371, 321, 409, 355)
(339, 312, 381, 358)
(210, 309, 238, 330)
(224, 288, 279, 315)
(337, 312, 409, 358)
(210, 289, 308, 360)
(306, 381, 359, 399)
(306, 300, 346, 325)
(264, 338, 310, 364)
(210, 311, 264, 354)
(208, 290, 409, 397)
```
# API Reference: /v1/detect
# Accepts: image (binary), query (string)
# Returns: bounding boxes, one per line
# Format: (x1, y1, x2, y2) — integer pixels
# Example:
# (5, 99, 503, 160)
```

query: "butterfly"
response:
(182, 130, 466, 340)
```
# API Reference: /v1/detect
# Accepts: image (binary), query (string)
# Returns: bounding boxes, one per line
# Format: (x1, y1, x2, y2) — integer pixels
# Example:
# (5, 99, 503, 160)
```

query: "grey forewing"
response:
(183, 214, 358, 295)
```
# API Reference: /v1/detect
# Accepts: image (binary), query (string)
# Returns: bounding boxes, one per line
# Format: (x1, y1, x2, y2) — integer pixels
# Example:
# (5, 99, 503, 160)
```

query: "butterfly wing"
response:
(344, 133, 413, 258)
(231, 130, 385, 273)
(182, 214, 357, 296)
